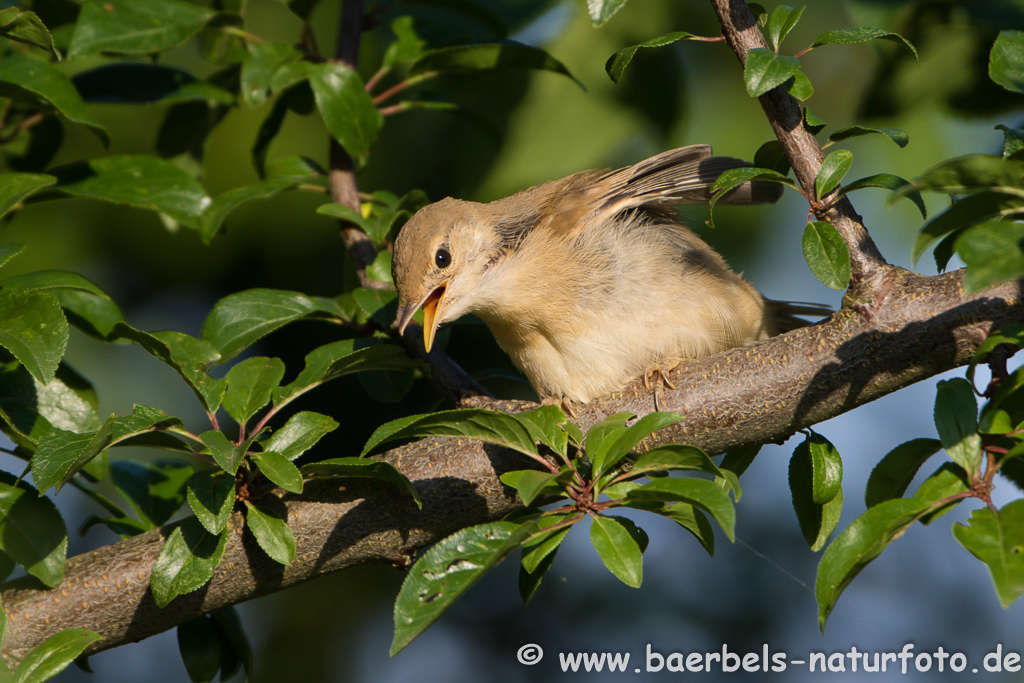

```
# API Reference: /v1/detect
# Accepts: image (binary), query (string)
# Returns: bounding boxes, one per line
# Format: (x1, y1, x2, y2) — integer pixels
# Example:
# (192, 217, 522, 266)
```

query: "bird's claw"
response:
(644, 364, 678, 412)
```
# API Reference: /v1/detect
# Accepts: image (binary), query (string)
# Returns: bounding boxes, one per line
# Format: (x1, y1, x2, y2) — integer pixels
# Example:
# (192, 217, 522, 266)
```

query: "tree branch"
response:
(709, 0, 889, 294)
(328, 0, 383, 290)
(3, 269, 1021, 663)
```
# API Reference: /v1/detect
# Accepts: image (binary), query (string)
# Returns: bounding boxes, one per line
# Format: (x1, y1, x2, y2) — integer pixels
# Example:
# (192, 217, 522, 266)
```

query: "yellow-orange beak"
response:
(395, 282, 448, 352)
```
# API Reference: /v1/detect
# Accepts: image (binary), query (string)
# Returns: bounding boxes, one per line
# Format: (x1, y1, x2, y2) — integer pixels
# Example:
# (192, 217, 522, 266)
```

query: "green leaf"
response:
(901, 154, 1024, 197)
(210, 607, 252, 680)
(32, 405, 187, 493)
(807, 431, 843, 503)
(513, 405, 571, 458)
(766, 5, 805, 52)
(110, 459, 192, 529)
(244, 501, 295, 565)
(48, 156, 209, 228)
(630, 444, 724, 478)
(827, 125, 908, 148)
(753, 140, 790, 175)
(589, 515, 643, 588)
(410, 41, 583, 90)
(362, 409, 539, 458)
(14, 628, 102, 683)
(996, 124, 1024, 159)
(626, 477, 735, 540)
(240, 41, 304, 107)
(519, 545, 558, 604)
(391, 521, 535, 655)
(499, 469, 571, 506)
(0, 288, 68, 385)
(262, 411, 338, 460)
(586, 0, 629, 25)
(113, 326, 226, 413)
(223, 357, 285, 426)
(0, 54, 109, 146)
(605, 32, 698, 83)
(956, 220, 1024, 293)
(252, 451, 303, 494)
(657, 504, 715, 556)
(274, 340, 415, 408)
(198, 178, 298, 244)
(351, 287, 398, 328)
(934, 378, 982, 474)
(150, 518, 229, 608)
(804, 108, 827, 134)
(815, 149, 853, 198)
(186, 469, 236, 535)
(815, 498, 936, 629)
(865, 438, 942, 507)
(789, 435, 843, 551)
(201, 289, 346, 363)
(0, 244, 24, 270)
(0, 8, 58, 57)
(79, 515, 149, 539)
(990, 30, 1024, 94)
(743, 48, 801, 97)
(299, 457, 421, 507)
(306, 62, 382, 168)
(72, 63, 234, 106)
(953, 500, 1024, 607)
(177, 617, 221, 683)
(199, 430, 247, 475)
(912, 191, 1024, 265)
(810, 27, 917, 60)
(0, 471, 67, 588)
(709, 167, 798, 213)
(520, 513, 574, 574)
(588, 412, 683, 480)
(383, 16, 427, 68)
(0, 174, 55, 219)
(719, 442, 762, 478)
(912, 463, 969, 524)
(836, 173, 926, 219)
(785, 69, 814, 101)
(31, 423, 111, 494)
(802, 221, 851, 290)
(55, 287, 128, 342)
(3, 270, 110, 298)
(68, 0, 215, 59)
(0, 361, 100, 450)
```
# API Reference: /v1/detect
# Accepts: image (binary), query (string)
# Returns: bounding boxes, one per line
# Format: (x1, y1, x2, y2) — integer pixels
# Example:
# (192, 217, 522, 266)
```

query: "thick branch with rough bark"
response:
(3, 270, 1020, 662)
(2, 0, 1021, 668)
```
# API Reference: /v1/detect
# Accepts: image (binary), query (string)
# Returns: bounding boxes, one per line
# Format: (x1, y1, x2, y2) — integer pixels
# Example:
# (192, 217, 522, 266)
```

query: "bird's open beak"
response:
(396, 282, 448, 352)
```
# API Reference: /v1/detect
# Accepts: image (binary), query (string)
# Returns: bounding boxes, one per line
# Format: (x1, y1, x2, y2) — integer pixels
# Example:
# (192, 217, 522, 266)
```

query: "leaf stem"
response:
(371, 73, 434, 106)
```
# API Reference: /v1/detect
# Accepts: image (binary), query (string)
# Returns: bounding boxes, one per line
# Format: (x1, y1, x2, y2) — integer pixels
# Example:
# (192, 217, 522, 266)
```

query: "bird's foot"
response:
(541, 395, 577, 419)
(644, 363, 679, 412)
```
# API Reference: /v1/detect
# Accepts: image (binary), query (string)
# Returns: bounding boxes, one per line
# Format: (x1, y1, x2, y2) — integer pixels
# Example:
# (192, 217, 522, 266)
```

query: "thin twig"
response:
(708, 0, 889, 294)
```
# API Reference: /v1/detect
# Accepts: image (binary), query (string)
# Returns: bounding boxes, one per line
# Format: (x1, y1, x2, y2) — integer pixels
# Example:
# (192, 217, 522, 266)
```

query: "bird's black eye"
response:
(435, 247, 451, 269)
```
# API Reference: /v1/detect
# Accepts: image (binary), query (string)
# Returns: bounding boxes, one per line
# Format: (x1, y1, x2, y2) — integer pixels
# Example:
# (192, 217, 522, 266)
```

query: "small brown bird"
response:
(392, 145, 827, 406)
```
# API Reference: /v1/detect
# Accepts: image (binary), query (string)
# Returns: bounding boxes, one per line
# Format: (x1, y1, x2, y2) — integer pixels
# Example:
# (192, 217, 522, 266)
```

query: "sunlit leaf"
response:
(391, 521, 535, 655)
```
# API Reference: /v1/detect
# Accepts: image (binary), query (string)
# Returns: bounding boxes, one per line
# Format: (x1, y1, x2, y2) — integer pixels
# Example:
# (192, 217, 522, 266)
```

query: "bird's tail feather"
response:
(764, 298, 833, 334)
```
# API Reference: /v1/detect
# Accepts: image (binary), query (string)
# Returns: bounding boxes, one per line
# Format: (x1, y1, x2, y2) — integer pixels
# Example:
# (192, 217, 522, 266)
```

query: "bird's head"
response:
(392, 197, 500, 352)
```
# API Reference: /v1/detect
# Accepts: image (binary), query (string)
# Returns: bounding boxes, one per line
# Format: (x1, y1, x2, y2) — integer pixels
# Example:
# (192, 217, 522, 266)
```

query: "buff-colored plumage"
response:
(392, 145, 826, 404)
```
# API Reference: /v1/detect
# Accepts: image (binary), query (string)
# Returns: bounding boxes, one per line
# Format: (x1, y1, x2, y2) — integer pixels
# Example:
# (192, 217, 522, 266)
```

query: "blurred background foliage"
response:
(2, 0, 1022, 680)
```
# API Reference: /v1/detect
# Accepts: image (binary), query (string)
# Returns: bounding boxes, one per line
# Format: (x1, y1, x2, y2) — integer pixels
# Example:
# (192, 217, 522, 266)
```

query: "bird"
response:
(391, 144, 829, 408)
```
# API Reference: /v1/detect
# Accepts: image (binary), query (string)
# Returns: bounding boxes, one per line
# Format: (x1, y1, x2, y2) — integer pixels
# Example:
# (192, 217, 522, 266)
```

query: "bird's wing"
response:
(592, 144, 783, 220)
